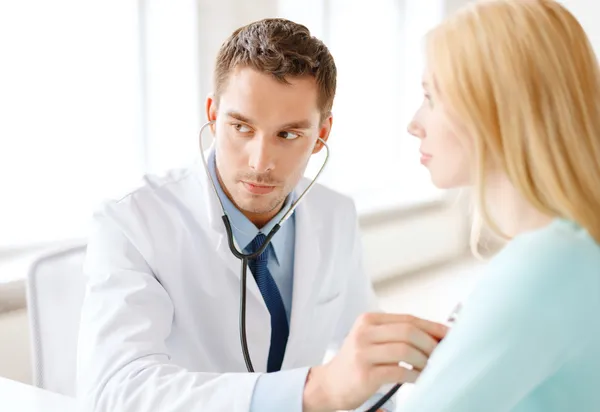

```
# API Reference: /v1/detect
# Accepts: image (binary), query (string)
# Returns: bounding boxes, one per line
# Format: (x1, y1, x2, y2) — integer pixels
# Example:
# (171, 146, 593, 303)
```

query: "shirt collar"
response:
(207, 150, 294, 265)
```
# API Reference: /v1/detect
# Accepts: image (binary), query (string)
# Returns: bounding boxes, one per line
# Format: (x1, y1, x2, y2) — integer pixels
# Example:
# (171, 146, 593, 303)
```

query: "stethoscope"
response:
(198, 120, 400, 412)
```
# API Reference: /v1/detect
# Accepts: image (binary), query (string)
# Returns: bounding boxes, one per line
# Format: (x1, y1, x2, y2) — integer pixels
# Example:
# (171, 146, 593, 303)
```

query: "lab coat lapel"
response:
(282, 186, 324, 368)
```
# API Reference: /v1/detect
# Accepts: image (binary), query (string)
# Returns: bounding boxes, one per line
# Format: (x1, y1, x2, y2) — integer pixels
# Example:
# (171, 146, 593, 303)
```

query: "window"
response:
(0, 1, 144, 249)
(0, 1, 205, 249)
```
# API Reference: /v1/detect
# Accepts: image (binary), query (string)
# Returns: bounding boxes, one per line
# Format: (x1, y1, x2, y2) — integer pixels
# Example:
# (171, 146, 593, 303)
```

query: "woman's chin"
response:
(430, 173, 465, 190)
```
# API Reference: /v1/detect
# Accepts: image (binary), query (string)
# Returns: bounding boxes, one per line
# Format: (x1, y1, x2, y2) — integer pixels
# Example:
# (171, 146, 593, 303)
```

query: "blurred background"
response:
(0, 0, 597, 389)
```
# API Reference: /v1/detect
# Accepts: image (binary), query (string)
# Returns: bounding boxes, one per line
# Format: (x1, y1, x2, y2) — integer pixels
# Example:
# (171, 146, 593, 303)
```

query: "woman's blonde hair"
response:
(427, 0, 600, 253)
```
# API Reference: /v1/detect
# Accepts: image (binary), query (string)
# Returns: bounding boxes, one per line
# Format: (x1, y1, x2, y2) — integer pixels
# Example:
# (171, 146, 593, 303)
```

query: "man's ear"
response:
(205, 94, 218, 134)
(313, 114, 333, 154)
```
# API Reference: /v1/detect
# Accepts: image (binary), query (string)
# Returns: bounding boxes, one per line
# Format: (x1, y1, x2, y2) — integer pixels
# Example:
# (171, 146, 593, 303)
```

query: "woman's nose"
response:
(407, 120, 425, 139)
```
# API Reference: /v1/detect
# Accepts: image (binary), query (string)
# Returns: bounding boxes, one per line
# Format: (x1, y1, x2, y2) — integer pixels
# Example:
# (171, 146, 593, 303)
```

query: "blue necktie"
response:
(247, 233, 289, 372)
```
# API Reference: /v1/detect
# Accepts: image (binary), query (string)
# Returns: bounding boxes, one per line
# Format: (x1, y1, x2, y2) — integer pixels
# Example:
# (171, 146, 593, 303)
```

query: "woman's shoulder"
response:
(483, 218, 600, 318)
(495, 218, 600, 274)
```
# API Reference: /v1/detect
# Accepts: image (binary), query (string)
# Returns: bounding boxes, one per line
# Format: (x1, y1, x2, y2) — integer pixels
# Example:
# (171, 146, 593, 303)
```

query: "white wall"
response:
(361, 202, 469, 282)
(561, 0, 600, 57)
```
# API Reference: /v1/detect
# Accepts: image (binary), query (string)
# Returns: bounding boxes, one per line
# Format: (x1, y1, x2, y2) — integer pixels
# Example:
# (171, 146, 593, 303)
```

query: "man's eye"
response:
(233, 123, 252, 133)
(278, 131, 300, 140)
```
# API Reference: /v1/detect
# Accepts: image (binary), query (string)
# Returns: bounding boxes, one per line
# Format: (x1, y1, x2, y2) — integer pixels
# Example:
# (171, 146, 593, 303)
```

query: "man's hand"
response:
(302, 313, 448, 412)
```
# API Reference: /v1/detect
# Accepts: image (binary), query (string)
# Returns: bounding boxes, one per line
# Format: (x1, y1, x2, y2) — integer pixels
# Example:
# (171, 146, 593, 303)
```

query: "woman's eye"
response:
(425, 94, 434, 108)
(233, 123, 252, 133)
(278, 131, 300, 140)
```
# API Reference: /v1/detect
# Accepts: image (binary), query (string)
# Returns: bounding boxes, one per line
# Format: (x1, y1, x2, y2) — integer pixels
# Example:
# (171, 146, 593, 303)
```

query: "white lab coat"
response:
(76, 159, 378, 412)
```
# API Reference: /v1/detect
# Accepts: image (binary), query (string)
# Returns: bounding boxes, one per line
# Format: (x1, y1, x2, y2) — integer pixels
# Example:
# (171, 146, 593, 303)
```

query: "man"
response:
(76, 18, 447, 412)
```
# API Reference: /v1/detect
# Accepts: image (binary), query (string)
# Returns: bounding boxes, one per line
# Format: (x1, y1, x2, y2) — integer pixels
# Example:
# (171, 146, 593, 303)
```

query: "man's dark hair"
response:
(214, 18, 337, 117)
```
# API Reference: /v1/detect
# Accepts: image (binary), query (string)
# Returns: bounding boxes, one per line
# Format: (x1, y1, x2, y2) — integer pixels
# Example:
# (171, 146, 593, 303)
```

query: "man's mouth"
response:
(241, 181, 276, 195)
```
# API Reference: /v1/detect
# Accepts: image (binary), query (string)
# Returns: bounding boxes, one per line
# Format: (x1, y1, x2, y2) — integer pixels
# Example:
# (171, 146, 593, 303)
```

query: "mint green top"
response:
(398, 219, 600, 412)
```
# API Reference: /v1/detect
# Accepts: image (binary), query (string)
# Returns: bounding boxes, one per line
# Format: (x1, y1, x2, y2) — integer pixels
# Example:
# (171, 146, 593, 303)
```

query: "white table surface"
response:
(0, 377, 78, 412)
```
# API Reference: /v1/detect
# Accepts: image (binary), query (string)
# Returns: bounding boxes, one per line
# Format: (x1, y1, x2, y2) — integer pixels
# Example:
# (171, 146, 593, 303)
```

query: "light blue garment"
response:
(397, 218, 600, 412)
(209, 152, 394, 412)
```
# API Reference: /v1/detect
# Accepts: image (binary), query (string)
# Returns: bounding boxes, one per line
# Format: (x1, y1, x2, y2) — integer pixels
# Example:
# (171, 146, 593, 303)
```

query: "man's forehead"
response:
(218, 72, 322, 127)
(222, 67, 318, 99)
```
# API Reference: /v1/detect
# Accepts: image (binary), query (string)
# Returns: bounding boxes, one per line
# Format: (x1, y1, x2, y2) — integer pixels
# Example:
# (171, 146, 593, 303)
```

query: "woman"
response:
(401, 0, 600, 410)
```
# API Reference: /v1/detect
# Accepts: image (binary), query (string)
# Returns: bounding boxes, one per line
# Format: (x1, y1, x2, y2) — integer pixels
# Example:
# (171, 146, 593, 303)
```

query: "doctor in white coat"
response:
(76, 18, 448, 412)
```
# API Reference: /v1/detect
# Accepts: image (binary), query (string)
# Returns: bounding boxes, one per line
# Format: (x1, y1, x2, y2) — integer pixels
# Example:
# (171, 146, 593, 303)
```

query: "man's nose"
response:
(248, 134, 276, 173)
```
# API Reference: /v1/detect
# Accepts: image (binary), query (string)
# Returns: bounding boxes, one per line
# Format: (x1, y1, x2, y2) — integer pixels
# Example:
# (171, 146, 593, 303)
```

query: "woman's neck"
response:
(484, 174, 553, 238)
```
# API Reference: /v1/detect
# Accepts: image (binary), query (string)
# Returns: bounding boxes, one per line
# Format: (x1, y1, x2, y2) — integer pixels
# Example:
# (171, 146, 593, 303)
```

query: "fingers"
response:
(352, 313, 449, 374)
(356, 313, 447, 355)
(359, 313, 449, 340)
(366, 343, 429, 370)
(373, 364, 421, 385)
(413, 317, 449, 340)
(368, 323, 440, 356)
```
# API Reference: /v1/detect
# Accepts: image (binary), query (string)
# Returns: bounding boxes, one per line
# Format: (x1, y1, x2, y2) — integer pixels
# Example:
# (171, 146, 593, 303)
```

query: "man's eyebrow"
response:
(225, 111, 313, 129)
(279, 119, 313, 129)
(225, 111, 255, 124)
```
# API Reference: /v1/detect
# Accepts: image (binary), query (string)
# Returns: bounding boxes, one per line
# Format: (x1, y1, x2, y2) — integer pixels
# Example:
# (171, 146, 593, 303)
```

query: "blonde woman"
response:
(402, 0, 600, 410)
